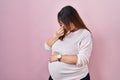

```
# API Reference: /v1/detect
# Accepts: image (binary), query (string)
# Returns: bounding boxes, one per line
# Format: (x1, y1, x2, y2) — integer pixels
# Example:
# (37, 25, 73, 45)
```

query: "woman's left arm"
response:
(49, 52, 77, 65)
(49, 31, 92, 66)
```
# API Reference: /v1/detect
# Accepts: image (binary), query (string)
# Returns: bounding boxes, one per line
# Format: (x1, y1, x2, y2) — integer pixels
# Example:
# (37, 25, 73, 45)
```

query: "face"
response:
(59, 21, 69, 32)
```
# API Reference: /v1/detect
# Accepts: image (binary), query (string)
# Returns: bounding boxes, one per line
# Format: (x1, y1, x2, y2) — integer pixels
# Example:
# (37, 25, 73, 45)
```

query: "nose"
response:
(61, 25, 64, 28)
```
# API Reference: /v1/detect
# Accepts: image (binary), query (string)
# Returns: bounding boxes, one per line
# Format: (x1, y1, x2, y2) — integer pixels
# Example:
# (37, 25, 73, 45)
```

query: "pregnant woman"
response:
(44, 6, 93, 80)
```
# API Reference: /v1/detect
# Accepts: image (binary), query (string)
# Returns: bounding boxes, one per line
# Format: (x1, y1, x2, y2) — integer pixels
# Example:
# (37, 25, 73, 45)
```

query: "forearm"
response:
(46, 27, 64, 48)
(46, 34, 59, 47)
(60, 55, 78, 65)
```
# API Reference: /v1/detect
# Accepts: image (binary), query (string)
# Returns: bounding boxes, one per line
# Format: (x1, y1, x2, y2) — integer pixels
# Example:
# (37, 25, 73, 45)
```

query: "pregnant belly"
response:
(48, 61, 81, 79)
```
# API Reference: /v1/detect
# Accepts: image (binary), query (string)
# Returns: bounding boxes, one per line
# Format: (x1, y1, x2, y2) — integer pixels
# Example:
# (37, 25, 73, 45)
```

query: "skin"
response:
(47, 22, 78, 65)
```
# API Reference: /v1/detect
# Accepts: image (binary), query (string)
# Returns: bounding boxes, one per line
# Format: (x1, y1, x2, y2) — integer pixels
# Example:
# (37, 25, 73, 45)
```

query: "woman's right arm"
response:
(45, 27, 64, 50)
(46, 34, 59, 48)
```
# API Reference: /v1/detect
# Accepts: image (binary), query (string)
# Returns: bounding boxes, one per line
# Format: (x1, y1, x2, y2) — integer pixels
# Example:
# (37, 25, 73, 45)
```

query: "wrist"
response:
(57, 54, 62, 61)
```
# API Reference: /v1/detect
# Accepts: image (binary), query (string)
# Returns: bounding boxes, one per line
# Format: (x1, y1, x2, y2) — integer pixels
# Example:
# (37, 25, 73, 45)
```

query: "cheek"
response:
(64, 27, 70, 31)
(63, 27, 67, 30)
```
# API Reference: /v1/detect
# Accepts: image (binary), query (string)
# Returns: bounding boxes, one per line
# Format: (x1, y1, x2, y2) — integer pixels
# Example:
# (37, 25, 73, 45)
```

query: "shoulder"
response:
(82, 29, 91, 36)
(77, 29, 92, 44)
(77, 29, 92, 38)
(81, 29, 92, 43)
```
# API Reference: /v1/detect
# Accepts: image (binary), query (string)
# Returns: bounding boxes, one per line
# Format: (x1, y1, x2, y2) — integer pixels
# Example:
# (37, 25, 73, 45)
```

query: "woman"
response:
(44, 6, 92, 80)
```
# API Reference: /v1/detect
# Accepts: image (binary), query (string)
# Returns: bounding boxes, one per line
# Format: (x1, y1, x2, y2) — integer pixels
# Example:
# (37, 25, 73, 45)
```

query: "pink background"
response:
(0, 0, 120, 80)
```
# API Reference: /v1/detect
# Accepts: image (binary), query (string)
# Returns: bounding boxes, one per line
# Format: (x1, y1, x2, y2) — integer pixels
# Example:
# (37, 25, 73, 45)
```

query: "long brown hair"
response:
(57, 6, 90, 40)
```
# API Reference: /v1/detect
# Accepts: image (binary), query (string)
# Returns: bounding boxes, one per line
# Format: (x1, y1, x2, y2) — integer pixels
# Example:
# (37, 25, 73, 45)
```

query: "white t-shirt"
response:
(45, 29, 92, 80)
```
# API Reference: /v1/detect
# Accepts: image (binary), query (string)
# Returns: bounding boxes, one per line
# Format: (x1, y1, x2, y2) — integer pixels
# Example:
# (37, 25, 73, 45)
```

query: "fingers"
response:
(56, 27, 64, 37)
(57, 27, 64, 33)
(48, 56, 56, 63)
(48, 52, 58, 63)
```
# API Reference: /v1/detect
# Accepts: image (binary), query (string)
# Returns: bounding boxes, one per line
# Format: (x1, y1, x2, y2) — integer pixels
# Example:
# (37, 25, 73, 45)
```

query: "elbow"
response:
(44, 42, 52, 51)
(76, 54, 89, 66)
